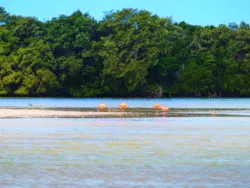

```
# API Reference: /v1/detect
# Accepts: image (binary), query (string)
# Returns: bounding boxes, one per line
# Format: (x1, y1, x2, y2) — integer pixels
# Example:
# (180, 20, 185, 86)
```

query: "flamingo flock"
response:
(98, 102, 170, 117)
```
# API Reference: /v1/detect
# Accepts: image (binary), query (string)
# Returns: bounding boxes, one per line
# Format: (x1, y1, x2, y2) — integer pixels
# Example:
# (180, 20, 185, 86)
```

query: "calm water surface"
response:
(0, 97, 250, 108)
(0, 117, 250, 187)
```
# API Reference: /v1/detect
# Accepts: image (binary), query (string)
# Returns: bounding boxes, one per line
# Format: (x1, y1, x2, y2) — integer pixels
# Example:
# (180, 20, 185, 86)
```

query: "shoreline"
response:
(0, 108, 250, 118)
(0, 109, 128, 118)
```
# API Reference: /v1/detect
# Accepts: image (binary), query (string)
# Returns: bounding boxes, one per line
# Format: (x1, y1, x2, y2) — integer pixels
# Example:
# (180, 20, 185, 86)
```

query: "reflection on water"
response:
(0, 118, 250, 187)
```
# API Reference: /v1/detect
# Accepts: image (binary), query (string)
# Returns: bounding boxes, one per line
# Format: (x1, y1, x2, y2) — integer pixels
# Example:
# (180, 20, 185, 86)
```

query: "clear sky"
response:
(1, 0, 250, 26)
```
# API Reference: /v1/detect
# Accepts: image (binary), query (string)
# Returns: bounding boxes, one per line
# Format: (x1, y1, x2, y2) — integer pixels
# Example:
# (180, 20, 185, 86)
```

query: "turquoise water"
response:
(0, 97, 250, 108)
(0, 117, 250, 187)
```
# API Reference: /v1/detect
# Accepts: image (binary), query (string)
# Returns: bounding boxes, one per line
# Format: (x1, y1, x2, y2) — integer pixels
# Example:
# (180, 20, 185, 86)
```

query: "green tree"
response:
(98, 9, 170, 94)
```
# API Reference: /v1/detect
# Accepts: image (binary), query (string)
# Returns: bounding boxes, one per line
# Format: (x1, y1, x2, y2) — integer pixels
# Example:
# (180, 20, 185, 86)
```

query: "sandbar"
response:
(0, 109, 128, 118)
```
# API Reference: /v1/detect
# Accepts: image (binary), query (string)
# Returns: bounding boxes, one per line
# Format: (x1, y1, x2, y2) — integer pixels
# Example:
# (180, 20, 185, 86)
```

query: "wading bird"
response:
(161, 106, 169, 117)
(98, 103, 106, 112)
(154, 104, 161, 116)
(119, 102, 127, 111)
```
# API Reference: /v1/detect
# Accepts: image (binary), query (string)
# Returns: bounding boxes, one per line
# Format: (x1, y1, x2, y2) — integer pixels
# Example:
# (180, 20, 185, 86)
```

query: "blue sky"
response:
(1, 0, 250, 26)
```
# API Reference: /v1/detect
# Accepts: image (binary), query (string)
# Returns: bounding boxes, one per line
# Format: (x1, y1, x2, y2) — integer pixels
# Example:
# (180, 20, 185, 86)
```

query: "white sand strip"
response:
(0, 109, 126, 118)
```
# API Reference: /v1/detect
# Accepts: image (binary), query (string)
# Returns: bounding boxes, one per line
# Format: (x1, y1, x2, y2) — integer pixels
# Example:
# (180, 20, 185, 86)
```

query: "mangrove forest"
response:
(0, 7, 250, 97)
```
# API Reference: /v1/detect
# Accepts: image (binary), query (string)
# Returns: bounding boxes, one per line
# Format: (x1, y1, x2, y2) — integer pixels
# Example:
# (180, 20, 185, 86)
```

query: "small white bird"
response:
(28, 103, 35, 108)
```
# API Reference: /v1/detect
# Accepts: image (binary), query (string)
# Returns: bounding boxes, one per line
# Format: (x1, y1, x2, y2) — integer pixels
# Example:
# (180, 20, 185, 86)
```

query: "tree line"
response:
(0, 7, 250, 97)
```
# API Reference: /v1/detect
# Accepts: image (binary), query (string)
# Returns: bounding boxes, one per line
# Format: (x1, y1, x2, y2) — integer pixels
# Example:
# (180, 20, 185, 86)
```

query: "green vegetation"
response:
(1, 7, 250, 97)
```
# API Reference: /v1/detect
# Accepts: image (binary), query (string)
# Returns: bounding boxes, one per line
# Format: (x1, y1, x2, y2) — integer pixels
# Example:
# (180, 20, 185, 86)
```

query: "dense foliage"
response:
(1, 7, 250, 97)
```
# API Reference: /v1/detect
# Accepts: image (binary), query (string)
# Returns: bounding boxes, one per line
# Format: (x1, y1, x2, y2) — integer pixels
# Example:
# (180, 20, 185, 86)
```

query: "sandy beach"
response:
(0, 109, 128, 118)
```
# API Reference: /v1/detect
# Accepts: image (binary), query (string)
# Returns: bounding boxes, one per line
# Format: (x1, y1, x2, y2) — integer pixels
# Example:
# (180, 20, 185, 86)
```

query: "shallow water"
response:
(0, 117, 250, 187)
(1, 97, 250, 108)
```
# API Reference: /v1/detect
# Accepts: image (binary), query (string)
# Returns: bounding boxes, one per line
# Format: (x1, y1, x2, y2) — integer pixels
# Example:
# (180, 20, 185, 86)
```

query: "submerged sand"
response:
(1, 118, 250, 187)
